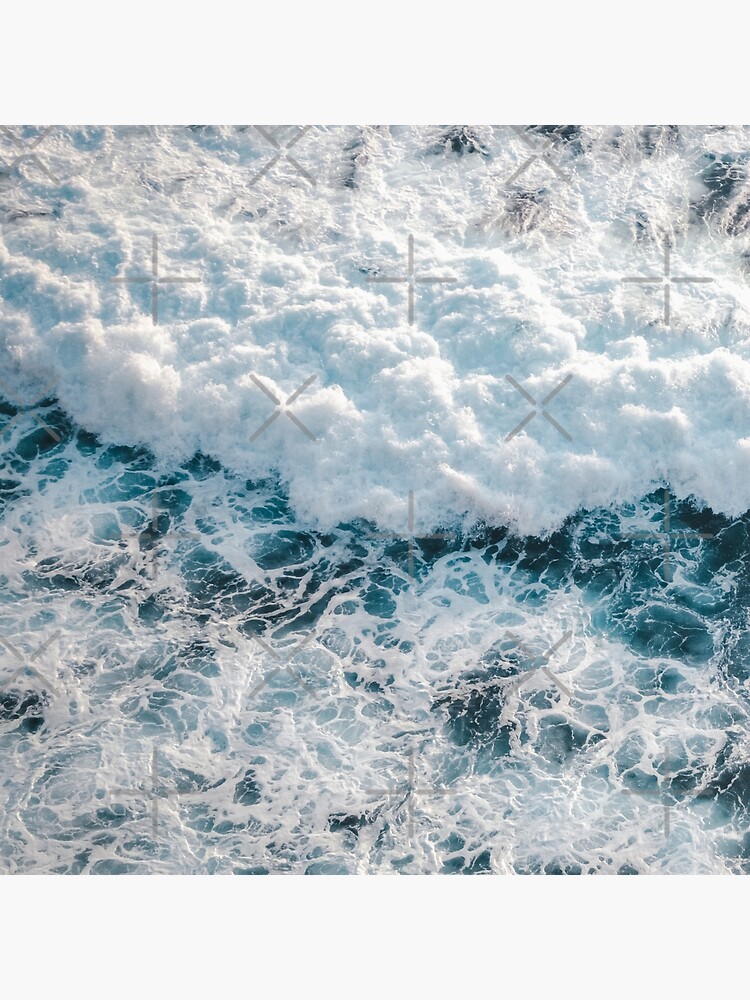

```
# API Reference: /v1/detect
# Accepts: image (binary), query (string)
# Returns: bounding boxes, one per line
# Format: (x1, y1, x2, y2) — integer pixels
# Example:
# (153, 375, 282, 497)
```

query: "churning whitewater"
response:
(2, 125, 750, 873)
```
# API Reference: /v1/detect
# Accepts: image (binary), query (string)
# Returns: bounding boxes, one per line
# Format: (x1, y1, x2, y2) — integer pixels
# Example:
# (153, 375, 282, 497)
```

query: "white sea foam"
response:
(1, 474, 740, 873)
(2, 126, 750, 875)
(3, 125, 750, 535)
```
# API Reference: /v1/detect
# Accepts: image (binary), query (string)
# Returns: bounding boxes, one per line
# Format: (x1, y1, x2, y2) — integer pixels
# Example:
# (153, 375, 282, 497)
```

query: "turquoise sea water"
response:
(3, 125, 750, 872)
(1, 393, 748, 873)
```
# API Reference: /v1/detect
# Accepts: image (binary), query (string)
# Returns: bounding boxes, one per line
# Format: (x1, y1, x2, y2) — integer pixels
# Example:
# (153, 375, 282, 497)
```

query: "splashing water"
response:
(2, 125, 750, 873)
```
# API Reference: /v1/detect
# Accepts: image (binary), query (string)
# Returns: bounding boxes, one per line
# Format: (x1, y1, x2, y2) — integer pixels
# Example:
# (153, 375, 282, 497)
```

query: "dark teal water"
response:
(1, 393, 749, 873)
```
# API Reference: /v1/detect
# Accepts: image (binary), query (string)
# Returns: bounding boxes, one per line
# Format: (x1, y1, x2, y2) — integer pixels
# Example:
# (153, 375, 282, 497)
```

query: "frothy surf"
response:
(2, 126, 750, 873)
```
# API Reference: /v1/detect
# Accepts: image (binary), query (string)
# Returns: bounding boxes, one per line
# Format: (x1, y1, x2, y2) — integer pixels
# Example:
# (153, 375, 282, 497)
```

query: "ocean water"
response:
(2, 124, 750, 873)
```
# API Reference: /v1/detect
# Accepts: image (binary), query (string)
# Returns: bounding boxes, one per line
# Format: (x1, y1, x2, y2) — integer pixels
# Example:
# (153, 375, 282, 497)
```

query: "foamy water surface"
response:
(2, 125, 750, 873)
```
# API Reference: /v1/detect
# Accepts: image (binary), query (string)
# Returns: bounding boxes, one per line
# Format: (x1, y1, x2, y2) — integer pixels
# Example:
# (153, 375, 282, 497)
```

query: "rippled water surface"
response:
(3, 126, 750, 872)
